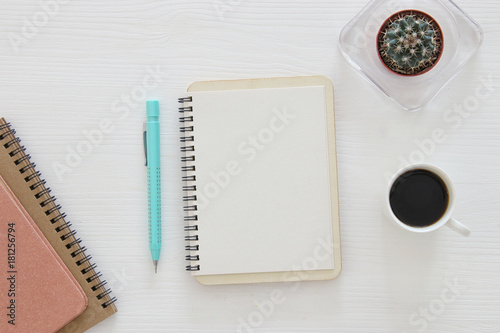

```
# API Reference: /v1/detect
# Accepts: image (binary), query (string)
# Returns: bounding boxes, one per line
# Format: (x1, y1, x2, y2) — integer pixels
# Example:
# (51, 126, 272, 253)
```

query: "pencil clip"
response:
(143, 123, 148, 166)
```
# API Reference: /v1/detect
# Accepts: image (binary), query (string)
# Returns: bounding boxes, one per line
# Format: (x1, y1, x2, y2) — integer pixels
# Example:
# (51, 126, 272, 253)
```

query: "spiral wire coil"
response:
(179, 97, 200, 272)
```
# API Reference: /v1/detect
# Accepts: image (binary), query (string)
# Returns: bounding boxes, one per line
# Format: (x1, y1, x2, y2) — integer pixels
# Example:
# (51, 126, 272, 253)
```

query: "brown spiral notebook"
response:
(0, 118, 117, 332)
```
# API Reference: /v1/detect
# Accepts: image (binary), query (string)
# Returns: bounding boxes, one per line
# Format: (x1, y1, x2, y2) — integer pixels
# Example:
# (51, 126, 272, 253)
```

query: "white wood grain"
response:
(1, 0, 500, 332)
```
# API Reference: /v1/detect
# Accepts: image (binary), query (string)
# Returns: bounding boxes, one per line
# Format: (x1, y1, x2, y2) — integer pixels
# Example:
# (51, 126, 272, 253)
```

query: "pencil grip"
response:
(147, 166, 162, 248)
(179, 96, 200, 272)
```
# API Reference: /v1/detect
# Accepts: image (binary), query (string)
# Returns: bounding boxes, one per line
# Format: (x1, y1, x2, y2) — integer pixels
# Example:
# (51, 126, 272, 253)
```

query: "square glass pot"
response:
(339, 0, 483, 111)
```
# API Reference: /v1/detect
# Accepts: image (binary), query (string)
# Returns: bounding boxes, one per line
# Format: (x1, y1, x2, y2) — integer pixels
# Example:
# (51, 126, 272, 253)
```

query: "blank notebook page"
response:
(191, 85, 334, 276)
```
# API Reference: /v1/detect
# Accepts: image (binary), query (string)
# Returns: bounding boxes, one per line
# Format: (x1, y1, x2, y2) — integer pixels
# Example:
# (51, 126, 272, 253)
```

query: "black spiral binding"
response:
(179, 96, 200, 272)
(0, 122, 117, 309)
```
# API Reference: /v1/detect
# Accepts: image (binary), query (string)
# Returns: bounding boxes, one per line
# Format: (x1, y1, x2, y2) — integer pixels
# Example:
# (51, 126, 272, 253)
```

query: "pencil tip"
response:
(153, 260, 158, 273)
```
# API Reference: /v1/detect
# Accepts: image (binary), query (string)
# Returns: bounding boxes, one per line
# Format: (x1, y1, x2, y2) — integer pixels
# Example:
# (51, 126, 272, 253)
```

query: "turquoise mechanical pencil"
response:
(144, 100, 161, 273)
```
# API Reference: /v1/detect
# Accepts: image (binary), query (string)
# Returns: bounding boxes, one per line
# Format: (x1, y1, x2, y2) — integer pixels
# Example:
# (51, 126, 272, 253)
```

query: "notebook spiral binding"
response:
(179, 96, 201, 272)
(0, 122, 117, 309)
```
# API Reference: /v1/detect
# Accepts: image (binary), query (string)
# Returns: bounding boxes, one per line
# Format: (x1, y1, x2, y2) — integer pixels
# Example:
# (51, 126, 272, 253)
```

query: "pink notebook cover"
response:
(0, 175, 88, 332)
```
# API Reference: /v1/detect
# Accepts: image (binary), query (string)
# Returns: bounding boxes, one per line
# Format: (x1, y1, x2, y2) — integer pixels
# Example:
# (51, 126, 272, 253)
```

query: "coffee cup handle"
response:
(446, 218, 471, 237)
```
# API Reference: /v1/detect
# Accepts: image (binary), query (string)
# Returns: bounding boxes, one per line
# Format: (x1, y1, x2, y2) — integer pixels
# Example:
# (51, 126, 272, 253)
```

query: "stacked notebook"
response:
(0, 119, 117, 332)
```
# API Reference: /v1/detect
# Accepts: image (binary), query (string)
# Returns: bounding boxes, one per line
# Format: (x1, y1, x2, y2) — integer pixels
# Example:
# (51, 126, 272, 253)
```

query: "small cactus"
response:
(377, 10, 443, 76)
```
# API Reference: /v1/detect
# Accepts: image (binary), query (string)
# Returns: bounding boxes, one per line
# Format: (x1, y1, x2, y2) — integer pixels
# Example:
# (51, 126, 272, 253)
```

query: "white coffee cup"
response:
(385, 164, 470, 237)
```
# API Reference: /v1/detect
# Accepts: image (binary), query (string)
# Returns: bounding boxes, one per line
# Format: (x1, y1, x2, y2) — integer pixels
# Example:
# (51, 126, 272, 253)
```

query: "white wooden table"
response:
(1, 1, 499, 332)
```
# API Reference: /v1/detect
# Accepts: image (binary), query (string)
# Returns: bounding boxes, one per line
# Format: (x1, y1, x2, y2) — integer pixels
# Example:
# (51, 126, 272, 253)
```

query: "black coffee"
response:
(389, 169, 449, 227)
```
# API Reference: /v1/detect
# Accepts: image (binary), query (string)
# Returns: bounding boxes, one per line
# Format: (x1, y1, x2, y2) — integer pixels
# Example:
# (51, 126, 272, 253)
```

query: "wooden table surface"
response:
(1, 1, 499, 332)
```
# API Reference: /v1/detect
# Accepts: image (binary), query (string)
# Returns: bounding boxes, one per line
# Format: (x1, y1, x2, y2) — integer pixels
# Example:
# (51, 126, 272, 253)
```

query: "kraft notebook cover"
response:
(0, 119, 117, 332)
(178, 76, 342, 285)
(0, 175, 88, 332)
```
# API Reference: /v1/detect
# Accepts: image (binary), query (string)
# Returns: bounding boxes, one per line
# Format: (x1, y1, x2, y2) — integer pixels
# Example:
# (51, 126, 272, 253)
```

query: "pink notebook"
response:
(0, 175, 88, 332)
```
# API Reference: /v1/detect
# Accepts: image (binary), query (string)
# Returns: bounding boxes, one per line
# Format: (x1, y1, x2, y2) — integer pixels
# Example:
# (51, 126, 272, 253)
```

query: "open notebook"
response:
(179, 76, 341, 285)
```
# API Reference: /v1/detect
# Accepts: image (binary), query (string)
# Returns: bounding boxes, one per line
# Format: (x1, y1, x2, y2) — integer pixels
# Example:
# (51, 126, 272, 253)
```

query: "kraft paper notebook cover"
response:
(0, 175, 88, 332)
(0, 119, 117, 332)
(179, 76, 342, 285)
